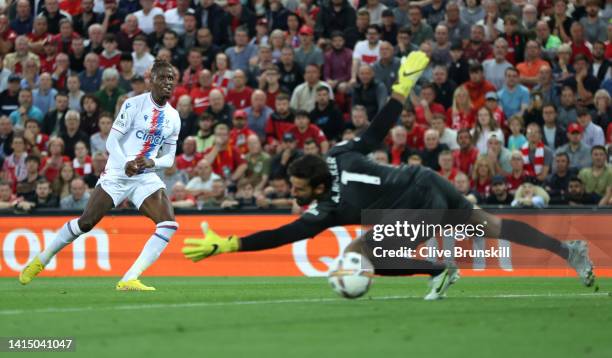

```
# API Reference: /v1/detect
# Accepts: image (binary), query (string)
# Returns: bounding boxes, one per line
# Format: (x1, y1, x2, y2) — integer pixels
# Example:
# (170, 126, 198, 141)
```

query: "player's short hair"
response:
(151, 59, 173, 78)
(288, 155, 332, 190)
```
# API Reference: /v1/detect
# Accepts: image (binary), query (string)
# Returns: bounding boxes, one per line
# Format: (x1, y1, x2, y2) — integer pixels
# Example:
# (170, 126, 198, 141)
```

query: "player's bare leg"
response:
(19, 186, 115, 285)
(344, 232, 459, 300)
(116, 189, 178, 291)
(468, 209, 595, 286)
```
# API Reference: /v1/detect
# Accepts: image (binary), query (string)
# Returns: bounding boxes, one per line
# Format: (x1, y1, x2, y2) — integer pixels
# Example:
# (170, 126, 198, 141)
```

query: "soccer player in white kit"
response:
(19, 60, 182, 291)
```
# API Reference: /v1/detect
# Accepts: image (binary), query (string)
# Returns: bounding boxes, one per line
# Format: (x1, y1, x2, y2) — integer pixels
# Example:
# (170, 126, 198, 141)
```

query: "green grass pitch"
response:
(1, 277, 611, 358)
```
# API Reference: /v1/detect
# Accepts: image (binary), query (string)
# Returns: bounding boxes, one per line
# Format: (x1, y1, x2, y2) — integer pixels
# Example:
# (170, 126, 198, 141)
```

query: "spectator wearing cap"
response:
(407, 6, 433, 46)
(10, 0, 34, 35)
(3, 36, 40, 75)
(287, 110, 329, 153)
(351, 64, 387, 121)
(483, 38, 513, 90)
(229, 110, 256, 154)
(290, 64, 333, 112)
(577, 108, 605, 148)
(541, 104, 567, 151)
(250, 18, 270, 47)
(464, 63, 496, 110)
(446, 42, 469, 86)
(226, 0, 257, 37)
(245, 89, 273, 140)
(497, 67, 530, 118)
(483, 91, 505, 127)
(324, 31, 353, 94)
(578, 145, 612, 196)
(486, 175, 513, 205)
(555, 122, 593, 172)
(310, 86, 344, 142)
(545, 152, 575, 202)
(0, 75, 21, 116)
(203, 122, 247, 181)
(269, 132, 301, 179)
(295, 25, 324, 69)
(9, 89, 44, 129)
(464, 24, 492, 63)
(351, 24, 382, 84)
(224, 26, 258, 72)
(380, 9, 398, 45)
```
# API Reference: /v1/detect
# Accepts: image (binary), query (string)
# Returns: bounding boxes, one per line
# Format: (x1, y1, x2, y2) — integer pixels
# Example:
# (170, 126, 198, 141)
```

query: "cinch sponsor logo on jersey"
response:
(136, 130, 166, 145)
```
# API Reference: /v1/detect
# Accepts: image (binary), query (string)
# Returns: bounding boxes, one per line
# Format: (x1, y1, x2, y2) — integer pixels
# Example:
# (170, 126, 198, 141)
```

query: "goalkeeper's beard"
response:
(295, 196, 314, 206)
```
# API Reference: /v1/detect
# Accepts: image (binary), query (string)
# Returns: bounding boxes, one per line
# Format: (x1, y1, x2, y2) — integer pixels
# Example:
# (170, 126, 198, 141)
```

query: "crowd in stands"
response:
(0, 0, 611, 213)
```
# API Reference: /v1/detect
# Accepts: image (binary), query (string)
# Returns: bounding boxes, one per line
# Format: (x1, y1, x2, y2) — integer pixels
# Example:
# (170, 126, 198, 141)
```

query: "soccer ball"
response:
(328, 252, 374, 299)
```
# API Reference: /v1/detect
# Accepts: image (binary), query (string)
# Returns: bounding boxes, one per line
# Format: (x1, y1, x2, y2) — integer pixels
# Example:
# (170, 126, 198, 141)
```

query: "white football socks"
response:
(121, 221, 178, 282)
(39, 219, 84, 266)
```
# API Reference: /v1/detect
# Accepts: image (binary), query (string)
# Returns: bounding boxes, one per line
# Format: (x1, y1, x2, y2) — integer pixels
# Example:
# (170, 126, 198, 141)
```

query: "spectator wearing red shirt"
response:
(463, 24, 492, 64)
(438, 150, 460, 182)
(387, 125, 412, 166)
(0, 14, 17, 53)
(39, 137, 71, 182)
(471, 157, 493, 198)
(398, 109, 425, 150)
(190, 69, 215, 115)
(569, 22, 593, 63)
(203, 123, 247, 181)
(226, 69, 253, 110)
(72, 141, 93, 176)
(414, 83, 446, 126)
(464, 62, 496, 111)
(260, 65, 282, 109)
(99, 34, 122, 70)
(229, 110, 256, 154)
(116, 14, 143, 53)
(265, 93, 294, 147)
(40, 39, 58, 74)
(287, 110, 329, 153)
(51, 19, 80, 54)
(453, 128, 479, 175)
(506, 150, 528, 195)
(181, 48, 204, 90)
(23, 119, 49, 156)
(27, 16, 49, 54)
(447, 86, 476, 130)
(175, 136, 204, 178)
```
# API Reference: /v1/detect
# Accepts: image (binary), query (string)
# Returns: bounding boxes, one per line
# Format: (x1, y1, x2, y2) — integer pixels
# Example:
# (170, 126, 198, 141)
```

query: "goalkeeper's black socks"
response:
(374, 259, 445, 277)
(500, 219, 569, 259)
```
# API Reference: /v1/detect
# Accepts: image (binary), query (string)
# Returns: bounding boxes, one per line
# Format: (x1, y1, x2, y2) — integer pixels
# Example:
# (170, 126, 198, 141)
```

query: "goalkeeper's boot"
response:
(392, 50, 430, 97)
(182, 222, 239, 262)
(19, 256, 44, 285)
(564, 240, 595, 287)
(424, 264, 459, 301)
(116, 279, 156, 291)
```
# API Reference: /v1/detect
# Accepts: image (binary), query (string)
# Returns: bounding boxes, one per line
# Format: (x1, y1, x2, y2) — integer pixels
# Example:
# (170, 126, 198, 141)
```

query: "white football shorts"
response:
(97, 172, 166, 209)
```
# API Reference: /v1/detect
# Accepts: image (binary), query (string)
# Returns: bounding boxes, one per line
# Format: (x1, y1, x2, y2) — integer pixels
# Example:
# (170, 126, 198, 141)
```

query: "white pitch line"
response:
(0, 292, 608, 316)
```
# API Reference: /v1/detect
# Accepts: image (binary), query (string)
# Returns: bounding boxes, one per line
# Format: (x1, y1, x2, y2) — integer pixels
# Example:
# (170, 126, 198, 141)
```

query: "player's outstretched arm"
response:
(356, 51, 430, 154)
(182, 218, 329, 262)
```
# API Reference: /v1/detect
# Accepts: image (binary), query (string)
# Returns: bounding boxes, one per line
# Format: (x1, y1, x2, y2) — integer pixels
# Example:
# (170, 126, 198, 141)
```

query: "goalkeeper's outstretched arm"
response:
(353, 51, 430, 155)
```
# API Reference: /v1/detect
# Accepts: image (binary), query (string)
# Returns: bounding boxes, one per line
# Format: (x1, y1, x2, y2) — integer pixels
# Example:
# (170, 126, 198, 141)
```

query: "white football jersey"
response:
(106, 92, 181, 177)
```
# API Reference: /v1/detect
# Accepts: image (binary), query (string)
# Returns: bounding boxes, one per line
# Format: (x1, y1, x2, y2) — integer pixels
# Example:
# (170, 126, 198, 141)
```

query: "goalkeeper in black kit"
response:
(182, 52, 595, 300)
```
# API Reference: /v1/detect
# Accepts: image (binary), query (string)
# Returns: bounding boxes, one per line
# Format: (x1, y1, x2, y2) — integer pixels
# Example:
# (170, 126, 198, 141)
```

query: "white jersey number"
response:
(340, 171, 381, 186)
